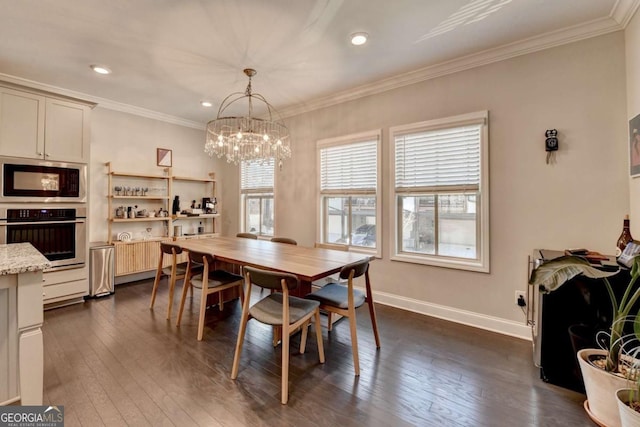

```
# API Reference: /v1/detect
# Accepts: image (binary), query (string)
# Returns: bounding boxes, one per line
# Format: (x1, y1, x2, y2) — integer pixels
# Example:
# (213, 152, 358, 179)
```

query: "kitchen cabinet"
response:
(44, 97, 91, 163)
(0, 243, 50, 406)
(0, 85, 92, 163)
(114, 239, 168, 276)
(113, 235, 218, 277)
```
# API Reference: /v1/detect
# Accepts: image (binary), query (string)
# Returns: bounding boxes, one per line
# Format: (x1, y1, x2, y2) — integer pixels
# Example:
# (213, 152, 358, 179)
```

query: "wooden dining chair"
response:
(305, 258, 380, 376)
(231, 266, 325, 404)
(149, 242, 191, 320)
(236, 232, 258, 239)
(271, 237, 297, 245)
(176, 250, 244, 341)
(312, 242, 348, 289)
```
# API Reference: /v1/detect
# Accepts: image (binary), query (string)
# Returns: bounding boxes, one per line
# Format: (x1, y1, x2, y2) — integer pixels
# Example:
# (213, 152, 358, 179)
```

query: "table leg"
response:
(291, 280, 312, 297)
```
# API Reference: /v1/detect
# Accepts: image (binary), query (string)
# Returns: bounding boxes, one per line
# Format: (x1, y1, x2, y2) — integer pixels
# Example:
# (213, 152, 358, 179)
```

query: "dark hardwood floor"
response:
(42, 278, 592, 426)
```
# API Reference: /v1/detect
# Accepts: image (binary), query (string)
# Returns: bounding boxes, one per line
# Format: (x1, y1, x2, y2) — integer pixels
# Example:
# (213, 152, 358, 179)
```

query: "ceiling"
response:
(0, 0, 637, 127)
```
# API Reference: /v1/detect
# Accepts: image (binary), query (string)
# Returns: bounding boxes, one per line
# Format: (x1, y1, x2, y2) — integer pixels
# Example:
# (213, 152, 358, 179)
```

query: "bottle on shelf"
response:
(616, 214, 634, 257)
(172, 195, 180, 215)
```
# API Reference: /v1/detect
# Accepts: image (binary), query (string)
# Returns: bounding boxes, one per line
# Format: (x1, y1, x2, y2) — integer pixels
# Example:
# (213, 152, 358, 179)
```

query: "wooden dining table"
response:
(175, 236, 372, 296)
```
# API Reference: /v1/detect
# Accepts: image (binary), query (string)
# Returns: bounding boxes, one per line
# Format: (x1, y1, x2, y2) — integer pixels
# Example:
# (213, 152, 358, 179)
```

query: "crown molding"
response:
(277, 14, 629, 119)
(0, 72, 205, 130)
(611, 0, 640, 27)
(93, 99, 204, 130)
(0, 73, 96, 107)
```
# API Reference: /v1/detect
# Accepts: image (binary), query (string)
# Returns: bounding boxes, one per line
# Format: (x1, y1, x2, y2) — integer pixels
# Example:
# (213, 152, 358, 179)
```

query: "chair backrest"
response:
(236, 232, 258, 239)
(187, 249, 214, 266)
(160, 242, 183, 255)
(339, 258, 370, 280)
(244, 266, 299, 291)
(271, 237, 297, 245)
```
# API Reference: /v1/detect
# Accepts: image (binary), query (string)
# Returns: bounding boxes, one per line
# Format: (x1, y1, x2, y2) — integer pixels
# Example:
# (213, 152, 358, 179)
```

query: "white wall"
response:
(627, 11, 640, 233)
(224, 32, 629, 338)
(89, 107, 235, 242)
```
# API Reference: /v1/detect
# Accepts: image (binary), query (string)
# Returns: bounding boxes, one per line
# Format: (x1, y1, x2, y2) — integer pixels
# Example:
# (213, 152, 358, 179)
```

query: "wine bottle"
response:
(616, 215, 633, 257)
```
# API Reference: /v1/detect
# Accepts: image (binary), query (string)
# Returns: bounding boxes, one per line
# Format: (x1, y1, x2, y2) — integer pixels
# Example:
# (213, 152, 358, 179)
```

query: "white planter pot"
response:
(616, 389, 640, 427)
(577, 349, 629, 427)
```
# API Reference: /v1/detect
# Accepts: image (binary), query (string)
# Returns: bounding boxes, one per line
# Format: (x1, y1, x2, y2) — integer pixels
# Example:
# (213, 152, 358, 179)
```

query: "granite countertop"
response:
(0, 243, 51, 275)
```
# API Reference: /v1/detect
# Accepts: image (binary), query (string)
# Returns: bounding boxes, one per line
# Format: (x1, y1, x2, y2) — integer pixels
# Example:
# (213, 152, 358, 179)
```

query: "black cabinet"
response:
(533, 251, 631, 393)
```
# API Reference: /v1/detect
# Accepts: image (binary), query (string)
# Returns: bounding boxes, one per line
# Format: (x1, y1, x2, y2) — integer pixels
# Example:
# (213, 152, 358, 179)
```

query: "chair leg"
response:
(273, 326, 282, 347)
(314, 310, 325, 364)
(166, 273, 178, 320)
(231, 313, 250, 380)
(281, 323, 290, 404)
(299, 321, 309, 354)
(238, 283, 244, 306)
(149, 265, 163, 309)
(196, 288, 208, 341)
(327, 312, 333, 331)
(348, 309, 360, 376)
(175, 278, 190, 327)
(218, 291, 224, 311)
(367, 297, 381, 349)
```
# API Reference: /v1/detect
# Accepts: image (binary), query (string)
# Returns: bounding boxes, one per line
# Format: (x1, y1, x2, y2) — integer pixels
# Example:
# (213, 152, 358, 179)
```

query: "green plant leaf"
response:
(529, 255, 620, 293)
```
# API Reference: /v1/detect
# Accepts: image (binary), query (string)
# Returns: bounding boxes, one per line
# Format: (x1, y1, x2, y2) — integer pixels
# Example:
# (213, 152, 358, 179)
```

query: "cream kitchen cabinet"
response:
(43, 98, 91, 163)
(0, 85, 92, 163)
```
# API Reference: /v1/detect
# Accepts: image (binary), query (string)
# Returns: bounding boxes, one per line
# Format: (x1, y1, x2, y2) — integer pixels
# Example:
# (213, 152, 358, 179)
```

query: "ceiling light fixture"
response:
(90, 64, 111, 75)
(200, 101, 213, 107)
(204, 68, 290, 165)
(350, 32, 368, 46)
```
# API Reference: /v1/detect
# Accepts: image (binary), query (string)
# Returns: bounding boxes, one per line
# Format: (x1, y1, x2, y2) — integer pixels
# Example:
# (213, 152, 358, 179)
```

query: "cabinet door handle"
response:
(37, 152, 43, 156)
(45, 153, 50, 158)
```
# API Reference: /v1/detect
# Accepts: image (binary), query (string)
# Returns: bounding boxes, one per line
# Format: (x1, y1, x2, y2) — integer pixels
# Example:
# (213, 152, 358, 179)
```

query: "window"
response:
(240, 159, 274, 236)
(318, 130, 381, 255)
(391, 111, 489, 272)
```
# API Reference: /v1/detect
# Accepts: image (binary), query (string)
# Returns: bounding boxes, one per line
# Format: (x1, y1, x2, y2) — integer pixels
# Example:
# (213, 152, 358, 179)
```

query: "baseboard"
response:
(115, 271, 155, 285)
(371, 290, 532, 341)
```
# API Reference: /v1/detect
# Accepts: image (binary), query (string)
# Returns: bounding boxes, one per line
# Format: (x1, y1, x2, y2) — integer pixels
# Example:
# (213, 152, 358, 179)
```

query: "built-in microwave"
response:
(0, 156, 86, 203)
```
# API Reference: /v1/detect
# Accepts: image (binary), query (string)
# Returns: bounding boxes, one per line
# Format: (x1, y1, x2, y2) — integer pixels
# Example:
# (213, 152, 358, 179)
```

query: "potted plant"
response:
(530, 255, 640, 427)
(616, 345, 640, 426)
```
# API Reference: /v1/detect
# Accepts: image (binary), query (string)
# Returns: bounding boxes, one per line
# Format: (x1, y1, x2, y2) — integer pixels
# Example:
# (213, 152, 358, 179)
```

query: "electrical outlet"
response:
(515, 290, 526, 306)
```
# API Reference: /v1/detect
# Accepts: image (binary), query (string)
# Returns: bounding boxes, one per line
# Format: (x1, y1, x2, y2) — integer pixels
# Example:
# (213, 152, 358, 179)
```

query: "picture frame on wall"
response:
(157, 148, 172, 167)
(630, 113, 640, 177)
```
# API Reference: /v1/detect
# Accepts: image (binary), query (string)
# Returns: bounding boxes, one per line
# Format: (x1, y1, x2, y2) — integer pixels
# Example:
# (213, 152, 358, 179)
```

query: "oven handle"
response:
(0, 219, 86, 226)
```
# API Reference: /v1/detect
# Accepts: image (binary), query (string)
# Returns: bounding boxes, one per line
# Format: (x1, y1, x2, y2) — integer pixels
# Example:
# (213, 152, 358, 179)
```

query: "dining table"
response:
(175, 236, 372, 296)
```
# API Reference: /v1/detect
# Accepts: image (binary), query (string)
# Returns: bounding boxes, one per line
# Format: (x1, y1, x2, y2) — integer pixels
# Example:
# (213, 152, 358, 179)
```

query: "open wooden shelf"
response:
(109, 217, 170, 223)
(106, 162, 219, 245)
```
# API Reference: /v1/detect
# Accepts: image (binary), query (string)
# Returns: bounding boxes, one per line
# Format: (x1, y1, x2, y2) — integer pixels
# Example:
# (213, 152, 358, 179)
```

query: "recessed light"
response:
(201, 101, 213, 107)
(90, 64, 111, 75)
(350, 32, 368, 46)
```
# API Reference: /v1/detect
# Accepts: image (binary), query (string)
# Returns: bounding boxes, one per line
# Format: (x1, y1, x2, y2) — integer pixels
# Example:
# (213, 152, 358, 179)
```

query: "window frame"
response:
(317, 130, 382, 257)
(389, 111, 490, 272)
(240, 159, 275, 237)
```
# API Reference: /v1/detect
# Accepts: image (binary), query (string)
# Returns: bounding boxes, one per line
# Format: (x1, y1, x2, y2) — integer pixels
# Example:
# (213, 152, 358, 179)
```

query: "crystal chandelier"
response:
(204, 69, 291, 165)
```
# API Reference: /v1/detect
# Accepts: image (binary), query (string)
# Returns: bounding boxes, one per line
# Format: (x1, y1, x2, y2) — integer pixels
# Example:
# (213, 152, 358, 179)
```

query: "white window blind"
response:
(395, 124, 480, 191)
(241, 159, 274, 193)
(320, 140, 377, 193)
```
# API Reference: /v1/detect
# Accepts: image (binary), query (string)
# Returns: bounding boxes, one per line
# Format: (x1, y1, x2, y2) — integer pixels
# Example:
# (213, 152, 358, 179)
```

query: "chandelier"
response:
(204, 68, 291, 165)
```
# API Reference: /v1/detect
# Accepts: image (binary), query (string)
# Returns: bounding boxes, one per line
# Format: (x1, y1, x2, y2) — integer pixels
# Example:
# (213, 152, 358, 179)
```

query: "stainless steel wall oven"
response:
(0, 207, 86, 270)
